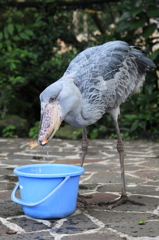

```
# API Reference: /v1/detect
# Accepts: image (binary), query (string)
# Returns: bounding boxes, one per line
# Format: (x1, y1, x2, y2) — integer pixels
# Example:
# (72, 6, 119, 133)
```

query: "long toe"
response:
(97, 195, 146, 209)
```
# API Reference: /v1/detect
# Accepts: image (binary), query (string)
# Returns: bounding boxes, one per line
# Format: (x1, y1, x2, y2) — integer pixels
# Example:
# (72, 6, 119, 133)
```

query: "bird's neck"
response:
(62, 74, 105, 127)
(60, 75, 88, 127)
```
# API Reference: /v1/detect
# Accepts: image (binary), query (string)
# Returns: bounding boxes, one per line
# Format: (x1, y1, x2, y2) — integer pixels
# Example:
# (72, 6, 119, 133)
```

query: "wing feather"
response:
(64, 41, 156, 112)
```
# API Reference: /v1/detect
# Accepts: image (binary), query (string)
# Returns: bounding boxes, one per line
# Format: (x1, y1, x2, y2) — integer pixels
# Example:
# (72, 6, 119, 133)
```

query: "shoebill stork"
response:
(38, 41, 156, 209)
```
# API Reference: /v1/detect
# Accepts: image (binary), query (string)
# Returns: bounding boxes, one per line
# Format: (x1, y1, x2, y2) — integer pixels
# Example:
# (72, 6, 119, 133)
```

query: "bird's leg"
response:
(115, 119, 126, 196)
(105, 118, 146, 209)
(80, 127, 89, 167)
(78, 127, 89, 205)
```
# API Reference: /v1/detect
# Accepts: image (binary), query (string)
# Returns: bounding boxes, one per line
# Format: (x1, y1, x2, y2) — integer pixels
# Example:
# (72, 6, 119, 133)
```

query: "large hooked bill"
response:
(38, 102, 62, 146)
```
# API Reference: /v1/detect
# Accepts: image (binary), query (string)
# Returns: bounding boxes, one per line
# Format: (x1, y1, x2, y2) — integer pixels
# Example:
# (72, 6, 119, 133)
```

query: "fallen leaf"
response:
(138, 220, 146, 225)
(6, 230, 17, 235)
(29, 140, 38, 149)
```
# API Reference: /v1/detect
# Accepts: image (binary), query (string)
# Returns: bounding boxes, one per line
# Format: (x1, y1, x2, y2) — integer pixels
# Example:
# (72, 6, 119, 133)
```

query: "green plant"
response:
(0, 0, 158, 140)
(29, 121, 40, 139)
(2, 125, 17, 138)
(0, 5, 77, 124)
(101, 0, 159, 139)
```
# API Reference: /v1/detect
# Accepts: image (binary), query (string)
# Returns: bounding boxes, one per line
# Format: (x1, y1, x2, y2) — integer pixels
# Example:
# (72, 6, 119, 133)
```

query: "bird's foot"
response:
(97, 195, 146, 209)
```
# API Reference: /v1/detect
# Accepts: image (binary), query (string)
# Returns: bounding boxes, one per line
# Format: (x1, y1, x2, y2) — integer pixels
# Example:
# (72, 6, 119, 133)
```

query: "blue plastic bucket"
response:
(11, 164, 84, 219)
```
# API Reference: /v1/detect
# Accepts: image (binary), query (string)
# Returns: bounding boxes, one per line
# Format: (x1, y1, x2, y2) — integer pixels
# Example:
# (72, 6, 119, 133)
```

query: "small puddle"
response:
(29, 142, 50, 163)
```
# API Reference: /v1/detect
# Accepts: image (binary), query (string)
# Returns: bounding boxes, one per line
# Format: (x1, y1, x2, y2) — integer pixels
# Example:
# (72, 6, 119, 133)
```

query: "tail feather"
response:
(130, 47, 156, 71)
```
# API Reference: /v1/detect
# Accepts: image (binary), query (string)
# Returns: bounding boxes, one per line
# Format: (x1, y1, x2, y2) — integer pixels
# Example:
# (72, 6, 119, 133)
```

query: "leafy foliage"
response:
(113, 0, 159, 139)
(0, 5, 77, 123)
(0, 0, 158, 140)
(2, 125, 17, 138)
(29, 121, 40, 139)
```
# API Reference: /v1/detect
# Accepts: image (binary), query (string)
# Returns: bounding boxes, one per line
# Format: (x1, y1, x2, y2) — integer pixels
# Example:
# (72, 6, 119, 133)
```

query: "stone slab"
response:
(0, 138, 159, 240)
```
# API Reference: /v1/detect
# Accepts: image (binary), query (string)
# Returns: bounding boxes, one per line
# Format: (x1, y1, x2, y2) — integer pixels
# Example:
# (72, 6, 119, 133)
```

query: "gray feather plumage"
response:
(64, 41, 156, 113)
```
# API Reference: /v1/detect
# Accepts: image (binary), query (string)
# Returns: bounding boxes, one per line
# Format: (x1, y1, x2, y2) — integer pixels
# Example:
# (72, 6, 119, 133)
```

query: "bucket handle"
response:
(11, 176, 70, 207)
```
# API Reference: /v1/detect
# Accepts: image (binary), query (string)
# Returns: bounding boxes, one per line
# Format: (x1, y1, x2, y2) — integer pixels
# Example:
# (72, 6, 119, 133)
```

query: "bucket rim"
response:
(13, 163, 84, 178)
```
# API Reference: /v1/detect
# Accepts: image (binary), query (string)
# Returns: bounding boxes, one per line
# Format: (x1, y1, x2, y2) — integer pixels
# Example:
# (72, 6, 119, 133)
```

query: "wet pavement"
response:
(0, 137, 159, 240)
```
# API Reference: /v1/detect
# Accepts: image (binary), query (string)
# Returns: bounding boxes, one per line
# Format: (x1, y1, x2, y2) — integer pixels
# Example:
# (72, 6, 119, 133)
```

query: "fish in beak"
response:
(38, 102, 62, 146)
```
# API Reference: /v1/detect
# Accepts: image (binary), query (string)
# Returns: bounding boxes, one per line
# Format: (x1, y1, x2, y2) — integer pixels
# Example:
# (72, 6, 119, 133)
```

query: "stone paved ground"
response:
(0, 138, 159, 240)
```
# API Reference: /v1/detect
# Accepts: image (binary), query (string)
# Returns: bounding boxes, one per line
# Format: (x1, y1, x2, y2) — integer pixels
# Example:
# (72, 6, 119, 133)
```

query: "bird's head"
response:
(38, 77, 81, 146)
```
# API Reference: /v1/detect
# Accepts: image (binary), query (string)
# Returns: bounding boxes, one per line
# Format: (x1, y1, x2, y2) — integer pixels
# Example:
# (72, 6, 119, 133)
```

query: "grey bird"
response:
(38, 40, 156, 209)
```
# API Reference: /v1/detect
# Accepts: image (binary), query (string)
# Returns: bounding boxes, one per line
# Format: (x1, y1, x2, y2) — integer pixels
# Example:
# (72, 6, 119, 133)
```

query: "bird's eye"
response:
(49, 96, 56, 102)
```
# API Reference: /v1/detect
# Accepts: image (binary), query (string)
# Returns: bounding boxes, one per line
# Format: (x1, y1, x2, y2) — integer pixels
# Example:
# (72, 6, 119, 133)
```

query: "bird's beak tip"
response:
(38, 138, 49, 146)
